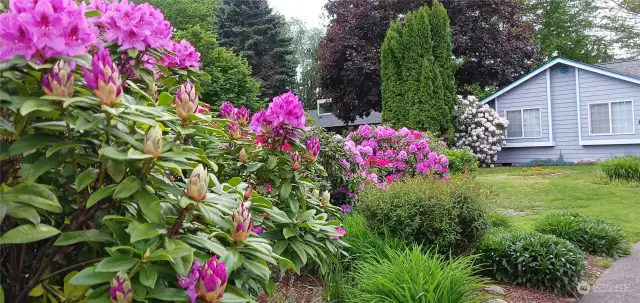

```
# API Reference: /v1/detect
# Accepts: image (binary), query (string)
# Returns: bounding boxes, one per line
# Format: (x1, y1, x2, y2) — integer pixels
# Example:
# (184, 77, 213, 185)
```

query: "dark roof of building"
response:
(597, 59, 640, 79)
(307, 110, 382, 128)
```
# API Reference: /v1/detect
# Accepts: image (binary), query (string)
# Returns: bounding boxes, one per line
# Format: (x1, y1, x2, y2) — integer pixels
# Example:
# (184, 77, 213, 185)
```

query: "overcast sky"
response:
(268, 0, 328, 28)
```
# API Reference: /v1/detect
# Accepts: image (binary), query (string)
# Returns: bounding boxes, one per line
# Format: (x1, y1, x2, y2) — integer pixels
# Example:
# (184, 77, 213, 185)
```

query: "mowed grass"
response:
(475, 165, 640, 242)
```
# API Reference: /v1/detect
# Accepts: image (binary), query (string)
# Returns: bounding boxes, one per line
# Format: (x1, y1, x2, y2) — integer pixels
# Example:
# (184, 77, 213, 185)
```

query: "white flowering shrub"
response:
(453, 95, 509, 167)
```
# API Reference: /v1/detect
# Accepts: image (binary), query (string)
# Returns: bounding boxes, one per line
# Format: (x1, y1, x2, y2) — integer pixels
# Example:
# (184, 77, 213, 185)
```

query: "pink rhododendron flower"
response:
(219, 102, 236, 120)
(281, 140, 292, 151)
(178, 260, 200, 303)
(0, 0, 96, 60)
(235, 106, 250, 126)
(340, 204, 352, 213)
(98, 0, 173, 51)
(334, 226, 346, 239)
(170, 39, 201, 69)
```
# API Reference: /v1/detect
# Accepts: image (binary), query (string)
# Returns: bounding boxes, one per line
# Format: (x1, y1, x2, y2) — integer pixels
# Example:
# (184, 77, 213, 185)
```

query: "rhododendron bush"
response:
(341, 125, 450, 194)
(453, 95, 508, 167)
(0, 1, 345, 302)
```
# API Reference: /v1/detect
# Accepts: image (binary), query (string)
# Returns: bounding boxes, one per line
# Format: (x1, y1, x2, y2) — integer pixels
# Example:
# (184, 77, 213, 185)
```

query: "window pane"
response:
(611, 101, 634, 134)
(523, 108, 542, 137)
(590, 103, 611, 134)
(506, 110, 523, 138)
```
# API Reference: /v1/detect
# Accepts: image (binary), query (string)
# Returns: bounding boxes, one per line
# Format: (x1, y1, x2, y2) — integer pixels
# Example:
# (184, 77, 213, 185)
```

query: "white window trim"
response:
(504, 107, 543, 139)
(587, 100, 636, 136)
(316, 99, 332, 116)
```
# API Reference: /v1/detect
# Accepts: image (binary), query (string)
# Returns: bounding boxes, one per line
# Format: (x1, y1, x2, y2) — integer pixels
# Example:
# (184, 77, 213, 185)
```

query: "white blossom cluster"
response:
(453, 95, 509, 167)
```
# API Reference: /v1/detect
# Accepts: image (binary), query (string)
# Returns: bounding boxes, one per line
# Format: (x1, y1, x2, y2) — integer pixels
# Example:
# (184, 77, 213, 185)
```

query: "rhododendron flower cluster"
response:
(91, 0, 173, 51)
(249, 92, 306, 135)
(0, 0, 97, 60)
(453, 95, 508, 167)
(343, 125, 450, 188)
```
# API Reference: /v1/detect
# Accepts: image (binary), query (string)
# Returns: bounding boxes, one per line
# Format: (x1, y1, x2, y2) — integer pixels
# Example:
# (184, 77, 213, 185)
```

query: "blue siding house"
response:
(482, 58, 640, 164)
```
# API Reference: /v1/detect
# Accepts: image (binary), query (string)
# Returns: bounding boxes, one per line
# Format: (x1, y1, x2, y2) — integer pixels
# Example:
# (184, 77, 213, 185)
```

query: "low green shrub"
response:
(488, 213, 512, 229)
(444, 149, 479, 175)
(535, 212, 626, 257)
(599, 155, 640, 182)
(359, 177, 489, 253)
(346, 245, 487, 303)
(475, 229, 585, 295)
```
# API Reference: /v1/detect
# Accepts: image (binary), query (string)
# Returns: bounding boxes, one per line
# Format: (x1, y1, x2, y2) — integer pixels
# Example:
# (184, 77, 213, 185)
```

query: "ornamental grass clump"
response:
(599, 155, 640, 182)
(535, 212, 627, 258)
(346, 245, 487, 303)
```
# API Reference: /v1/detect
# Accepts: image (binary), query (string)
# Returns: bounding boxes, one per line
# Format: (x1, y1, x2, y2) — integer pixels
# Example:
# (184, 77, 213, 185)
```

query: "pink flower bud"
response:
(42, 60, 75, 100)
(197, 256, 227, 303)
(186, 164, 208, 201)
(231, 202, 253, 242)
(110, 271, 133, 303)
(235, 106, 250, 126)
(291, 152, 302, 171)
(219, 102, 236, 120)
(143, 126, 163, 158)
(175, 81, 198, 121)
(83, 48, 122, 107)
(305, 136, 320, 162)
(228, 123, 241, 140)
(239, 148, 248, 163)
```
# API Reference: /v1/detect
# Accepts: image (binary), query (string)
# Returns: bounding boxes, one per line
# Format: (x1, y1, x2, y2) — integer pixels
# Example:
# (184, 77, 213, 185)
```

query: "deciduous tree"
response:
(319, 0, 539, 123)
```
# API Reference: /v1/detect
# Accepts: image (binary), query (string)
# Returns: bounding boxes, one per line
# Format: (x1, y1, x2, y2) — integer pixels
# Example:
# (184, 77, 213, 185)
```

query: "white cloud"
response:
(268, 0, 328, 28)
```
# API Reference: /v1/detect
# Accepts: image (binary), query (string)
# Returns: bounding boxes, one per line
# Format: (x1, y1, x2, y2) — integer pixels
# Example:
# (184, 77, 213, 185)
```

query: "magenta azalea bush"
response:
(0, 1, 345, 302)
(342, 125, 450, 191)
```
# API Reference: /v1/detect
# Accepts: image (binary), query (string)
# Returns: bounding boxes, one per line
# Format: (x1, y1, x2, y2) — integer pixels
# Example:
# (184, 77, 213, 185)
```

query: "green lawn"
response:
(475, 165, 640, 243)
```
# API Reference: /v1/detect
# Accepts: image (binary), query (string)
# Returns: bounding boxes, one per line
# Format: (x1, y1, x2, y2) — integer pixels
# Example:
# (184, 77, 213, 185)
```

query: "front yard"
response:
(476, 165, 640, 242)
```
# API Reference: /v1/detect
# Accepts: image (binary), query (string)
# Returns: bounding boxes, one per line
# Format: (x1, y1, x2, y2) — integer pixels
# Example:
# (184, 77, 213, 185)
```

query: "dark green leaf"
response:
(0, 224, 60, 244)
(113, 176, 141, 199)
(6, 203, 40, 224)
(106, 159, 126, 182)
(140, 266, 158, 288)
(130, 223, 166, 243)
(246, 162, 264, 172)
(86, 184, 117, 208)
(9, 183, 61, 212)
(146, 287, 188, 301)
(22, 152, 63, 182)
(279, 182, 292, 202)
(9, 134, 61, 156)
(54, 230, 114, 246)
(46, 140, 89, 157)
(134, 190, 163, 224)
(20, 99, 59, 115)
(76, 168, 99, 191)
(267, 155, 277, 170)
(68, 266, 115, 286)
(99, 147, 128, 160)
(96, 256, 139, 272)
(283, 227, 297, 239)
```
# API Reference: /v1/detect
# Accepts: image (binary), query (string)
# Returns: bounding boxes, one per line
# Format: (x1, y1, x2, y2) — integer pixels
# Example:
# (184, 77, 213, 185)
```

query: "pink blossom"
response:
(170, 40, 201, 69)
(398, 151, 408, 160)
(358, 124, 371, 137)
(219, 102, 236, 120)
(340, 204, 352, 213)
(334, 226, 346, 239)
(0, 0, 96, 60)
(98, 0, 173, 51)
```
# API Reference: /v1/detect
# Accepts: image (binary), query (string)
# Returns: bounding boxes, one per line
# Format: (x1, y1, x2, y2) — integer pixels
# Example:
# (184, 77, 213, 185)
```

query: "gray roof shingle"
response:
(597, 59, 640, 79)
(307, 110, 382, 128)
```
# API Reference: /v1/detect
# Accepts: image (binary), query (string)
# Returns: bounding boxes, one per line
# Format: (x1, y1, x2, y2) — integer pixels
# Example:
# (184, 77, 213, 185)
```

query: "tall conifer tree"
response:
(381, 3, 454, 136)
(216, 0, 296, 99)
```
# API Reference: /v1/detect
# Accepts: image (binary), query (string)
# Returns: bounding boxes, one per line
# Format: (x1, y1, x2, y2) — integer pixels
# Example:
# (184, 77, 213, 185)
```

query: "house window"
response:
(589, 101, 635, 135)
(317, 99, 332, 116)
(505, 108, 542, 138)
